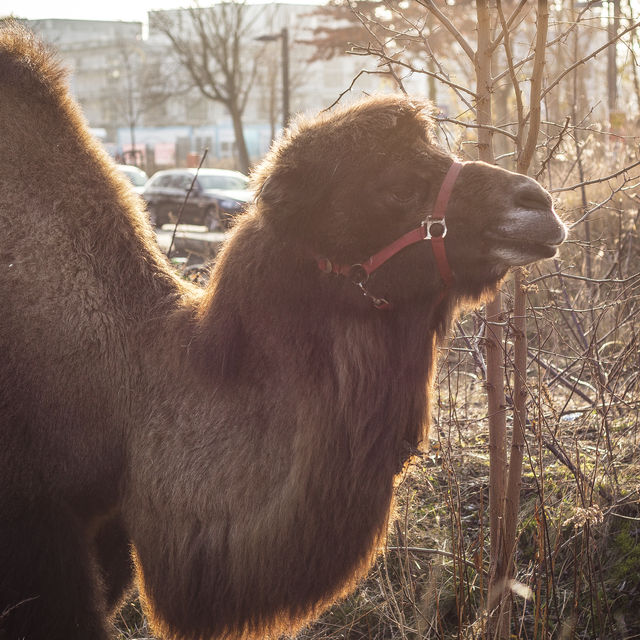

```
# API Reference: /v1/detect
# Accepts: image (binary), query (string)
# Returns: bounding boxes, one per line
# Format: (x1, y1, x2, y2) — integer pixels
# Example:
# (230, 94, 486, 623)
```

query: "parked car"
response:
(116, 164, 148, 195)
(142, 168, 251, 230)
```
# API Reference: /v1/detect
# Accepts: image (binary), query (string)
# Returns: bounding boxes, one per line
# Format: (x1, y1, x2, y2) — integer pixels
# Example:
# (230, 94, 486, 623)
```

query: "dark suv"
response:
(142, 168, 251, 230)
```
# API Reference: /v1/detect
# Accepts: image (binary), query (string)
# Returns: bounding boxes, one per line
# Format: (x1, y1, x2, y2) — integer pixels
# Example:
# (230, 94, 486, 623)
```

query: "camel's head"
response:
(252, 94, 567, 308)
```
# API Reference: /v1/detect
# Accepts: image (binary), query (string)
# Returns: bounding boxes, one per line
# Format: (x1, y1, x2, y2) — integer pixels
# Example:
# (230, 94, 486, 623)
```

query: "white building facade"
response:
(24, 5, 428, 172)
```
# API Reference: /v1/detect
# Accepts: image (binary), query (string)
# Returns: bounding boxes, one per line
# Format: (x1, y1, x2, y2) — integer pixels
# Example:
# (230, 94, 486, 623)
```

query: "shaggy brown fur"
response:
(0, 22, 566, 640)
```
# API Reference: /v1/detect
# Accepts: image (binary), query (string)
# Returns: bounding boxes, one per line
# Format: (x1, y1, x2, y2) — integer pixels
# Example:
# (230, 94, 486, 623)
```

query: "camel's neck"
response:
(130, 216, 440, 639)
(197, 215, 439, 460)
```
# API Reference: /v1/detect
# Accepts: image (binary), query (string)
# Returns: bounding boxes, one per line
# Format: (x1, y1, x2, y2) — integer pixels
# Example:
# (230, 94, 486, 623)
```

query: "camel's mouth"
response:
(485, 208, 567, 267)
(488, 238, 563, 266)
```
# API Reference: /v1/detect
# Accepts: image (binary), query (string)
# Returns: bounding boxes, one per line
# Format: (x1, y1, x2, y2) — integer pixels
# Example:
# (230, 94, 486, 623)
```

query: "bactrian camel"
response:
(0, 22, 567, 640)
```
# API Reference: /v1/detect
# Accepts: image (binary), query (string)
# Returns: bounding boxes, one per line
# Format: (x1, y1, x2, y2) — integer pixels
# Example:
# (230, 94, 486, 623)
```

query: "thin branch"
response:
(527, 350, 595, 405)
(348, 43, 477, 98)
(167, 148, 209, 260)
(496, 0, 524, 158)
(528, 271, 640, 286)
(386, 546, 484, 574)
(550, 158, 640, 193)
(415, 0, 475, 62)
(542, 19, 640, 102)
(536, 116, 571, 180)
(492, 1, 608, 85)
(490, 0, 530, 53)
(323, 68, 391, 111)
(518, 0, 549, 172)
(437, 116, 519, 142)
(455, 320, 487, 380)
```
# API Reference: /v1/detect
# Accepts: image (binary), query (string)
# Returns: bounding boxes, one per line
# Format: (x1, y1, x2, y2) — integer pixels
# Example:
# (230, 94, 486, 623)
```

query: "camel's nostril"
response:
(515, 182, 553, 211)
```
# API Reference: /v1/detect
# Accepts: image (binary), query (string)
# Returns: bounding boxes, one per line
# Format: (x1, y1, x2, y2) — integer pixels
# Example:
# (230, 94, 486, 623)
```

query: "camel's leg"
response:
(0, 498, 112, 640)
(93, 515, 135, 614)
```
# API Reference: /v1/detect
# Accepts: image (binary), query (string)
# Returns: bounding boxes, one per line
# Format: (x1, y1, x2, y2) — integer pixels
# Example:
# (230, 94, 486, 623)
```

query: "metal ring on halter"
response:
(422, 216, 447, 239)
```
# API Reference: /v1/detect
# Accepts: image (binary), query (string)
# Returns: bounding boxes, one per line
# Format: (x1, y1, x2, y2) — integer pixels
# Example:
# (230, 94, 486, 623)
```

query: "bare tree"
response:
(106, 38, 178, 168)
(150, 1, 264, 174)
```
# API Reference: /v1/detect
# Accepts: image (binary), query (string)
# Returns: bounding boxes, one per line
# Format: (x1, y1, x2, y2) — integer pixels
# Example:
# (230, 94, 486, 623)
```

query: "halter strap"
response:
(429, 160, 463, 287)
(317, 160, 464, 309)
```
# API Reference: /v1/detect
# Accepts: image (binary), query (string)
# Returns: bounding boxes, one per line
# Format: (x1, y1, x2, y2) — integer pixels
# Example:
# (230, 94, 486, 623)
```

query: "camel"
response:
(0, 22, 567, 640)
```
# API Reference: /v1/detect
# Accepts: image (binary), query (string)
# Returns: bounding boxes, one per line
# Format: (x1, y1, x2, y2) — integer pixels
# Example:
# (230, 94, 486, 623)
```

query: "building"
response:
(23, 6, 424, 172)
(25, 18, 144, 145)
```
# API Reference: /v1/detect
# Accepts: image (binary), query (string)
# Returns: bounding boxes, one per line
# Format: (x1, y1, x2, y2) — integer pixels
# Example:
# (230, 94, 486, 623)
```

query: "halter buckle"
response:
(356, 281, 391, 310)
(422, 216, 447, 239)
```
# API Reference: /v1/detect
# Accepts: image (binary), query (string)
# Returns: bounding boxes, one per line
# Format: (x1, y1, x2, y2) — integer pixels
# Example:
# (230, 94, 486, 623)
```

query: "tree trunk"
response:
(490, 4, 549, 637)
(626, 0, 640, 118)
(474, 3, 510, 638)
(607, 0, 620, 115)
(230, 103, 251, 174)
(129, 124, 137, 165)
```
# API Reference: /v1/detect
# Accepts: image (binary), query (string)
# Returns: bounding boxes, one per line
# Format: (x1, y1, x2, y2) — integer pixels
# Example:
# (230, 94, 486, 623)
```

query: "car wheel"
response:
(205, 205, 223, 232)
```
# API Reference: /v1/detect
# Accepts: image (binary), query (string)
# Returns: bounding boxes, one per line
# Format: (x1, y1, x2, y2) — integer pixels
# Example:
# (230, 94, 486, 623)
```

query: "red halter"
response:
(317, 161, 464, 309)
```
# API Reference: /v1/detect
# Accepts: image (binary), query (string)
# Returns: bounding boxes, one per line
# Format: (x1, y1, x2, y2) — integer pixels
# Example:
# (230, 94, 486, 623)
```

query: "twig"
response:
(415, 0, 475, 62)
(349, 44, 477, 98)
(549, 158, 640, 193)
(491, 0, 530, 54)
(322, 68, 391, 112)
(569, 188, 632, 229)
(491, 1, 598, 86)
(386, 546, 485, 575)
(455, 320, 487, 380)
(527, 350, 595, 406)
(541, 19, 640, 102)
(536, 116, 571, 180)
(437, 116, 519, 142)
(167, 147, 209, 260)
(527, 270, 640, 286)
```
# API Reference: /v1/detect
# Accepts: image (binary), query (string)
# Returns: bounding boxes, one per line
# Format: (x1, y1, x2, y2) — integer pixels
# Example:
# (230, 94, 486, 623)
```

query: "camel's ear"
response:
(256, 168, 304, 212)
(256, 175, 283, 207)
(256, 165, 319, 232)
(258, 166, 329, 243)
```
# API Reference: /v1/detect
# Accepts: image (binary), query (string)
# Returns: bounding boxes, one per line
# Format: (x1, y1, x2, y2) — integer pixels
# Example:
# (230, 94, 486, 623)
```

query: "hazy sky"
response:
(4, 0, 318, 23)
(4, 1, 192, 23)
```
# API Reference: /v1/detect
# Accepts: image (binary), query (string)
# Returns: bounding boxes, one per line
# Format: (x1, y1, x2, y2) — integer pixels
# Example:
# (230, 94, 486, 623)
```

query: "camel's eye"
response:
(377, 168, 425, 207)
(386, 188, 416, 206)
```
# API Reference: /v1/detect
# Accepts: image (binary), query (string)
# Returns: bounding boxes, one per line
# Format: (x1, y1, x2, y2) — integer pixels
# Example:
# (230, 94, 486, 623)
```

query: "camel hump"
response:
(0, 20, 68, 98)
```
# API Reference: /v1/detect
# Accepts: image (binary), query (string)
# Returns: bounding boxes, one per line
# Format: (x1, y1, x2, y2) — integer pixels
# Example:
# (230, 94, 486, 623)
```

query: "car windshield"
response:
(120, 167, 147, 187)
(198, 174, 249, 191)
